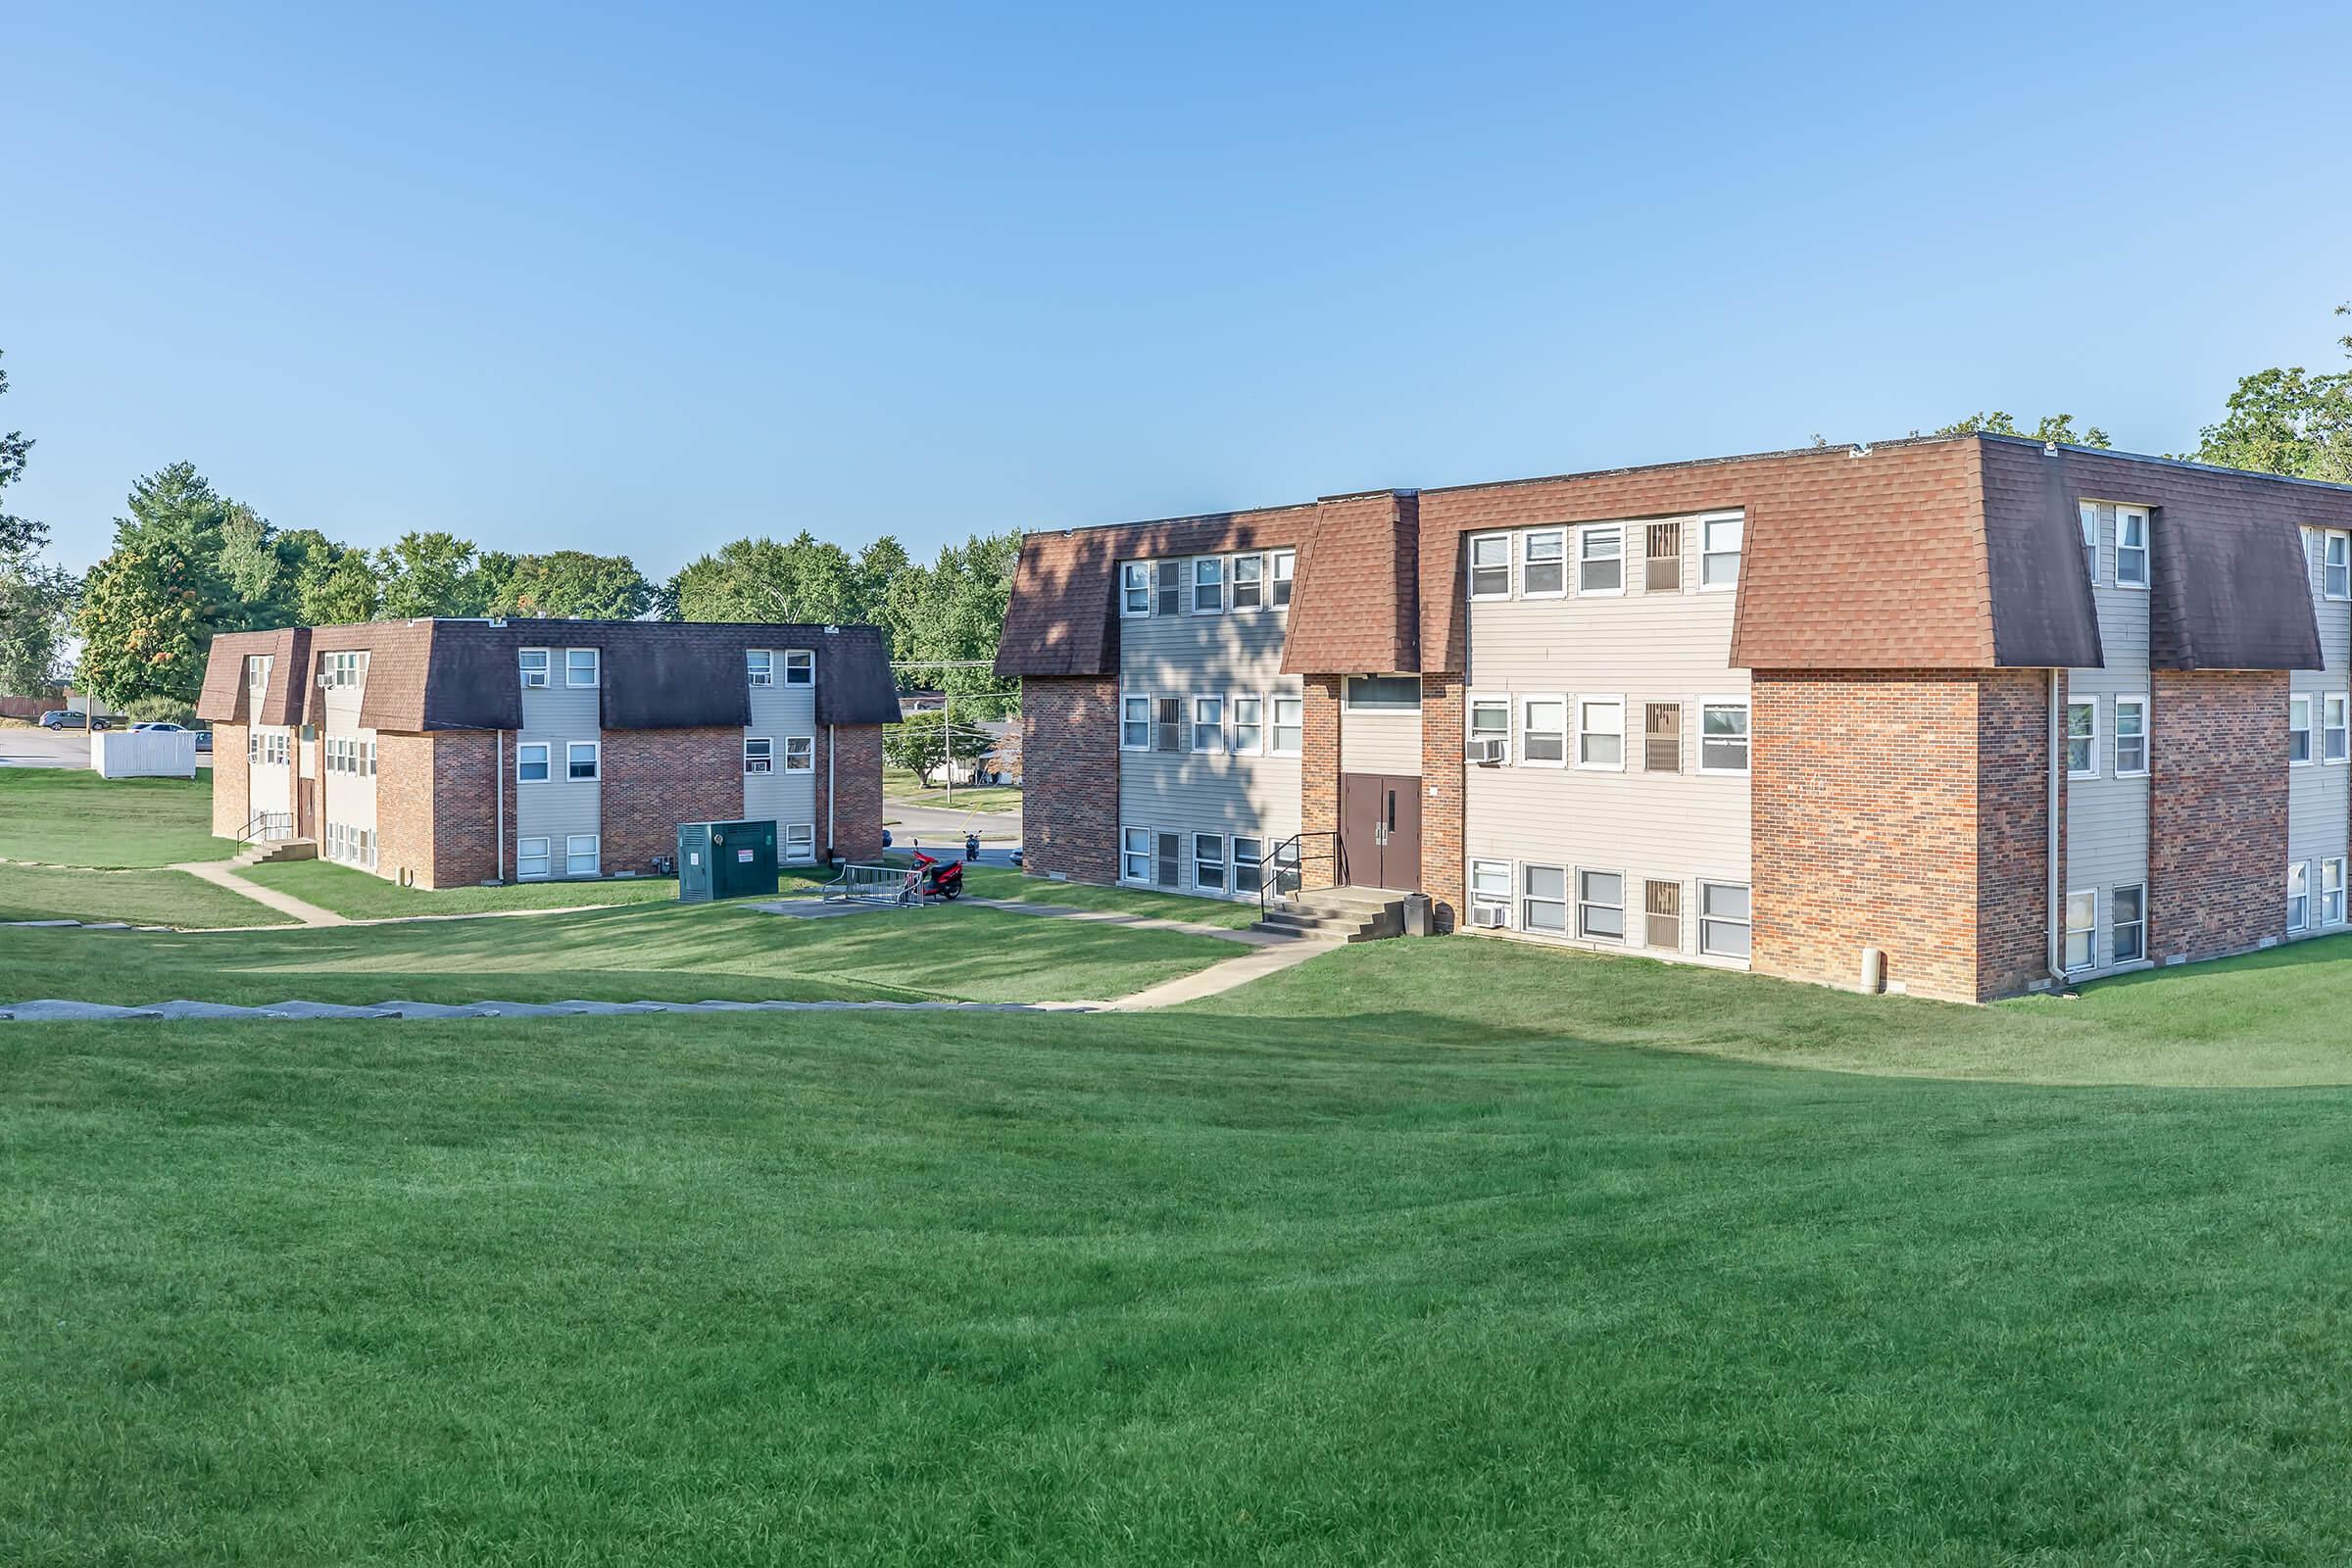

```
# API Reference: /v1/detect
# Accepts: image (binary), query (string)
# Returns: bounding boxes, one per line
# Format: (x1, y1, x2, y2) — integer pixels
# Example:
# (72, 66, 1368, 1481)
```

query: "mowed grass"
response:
(14, 965, 2352, 1564)
(0, 770, 231, 866)
(0, 897, 1238, 1006)
(240, 858, 686, 918)
(960, 862, 1261, 929)
(0, 863, 292, 929)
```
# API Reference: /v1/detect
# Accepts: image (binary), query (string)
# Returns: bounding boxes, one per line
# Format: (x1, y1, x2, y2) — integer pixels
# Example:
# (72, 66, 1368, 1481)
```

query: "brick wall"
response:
(2150, 669, 2286, 965)
(428, 730, 502, 888)
(1018, 676, 1118, 885)
(822, 724, 886, 861)
(1418, 675, 1463, 931)
(602, 726, 744, 876)
(1300, 675, 1343, 888)
(375, 731, 437, 885)
(211, 722, 249, 838)
(1976, 669, 2057, 999)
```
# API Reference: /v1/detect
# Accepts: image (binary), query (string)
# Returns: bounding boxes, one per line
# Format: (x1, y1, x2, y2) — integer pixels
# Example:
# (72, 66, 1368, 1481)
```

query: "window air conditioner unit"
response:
(1471, 904, 1508, 928)
(1466, 738, 1507, 764)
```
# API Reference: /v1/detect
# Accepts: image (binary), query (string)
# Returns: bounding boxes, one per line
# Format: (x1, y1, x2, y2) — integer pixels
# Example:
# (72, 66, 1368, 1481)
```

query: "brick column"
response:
(1299, 675, 1344, 889)
(429, 730, 502, 888)
(820, 724, 885, 861)
(602, 726, 744, 876)
(1019, 676, 1118, 885)
(1418, 674, 1464, 931)
(1975, 669, 2057, 1000)
(210, 723, 249, 838)
(2150, 669, 2286, 965)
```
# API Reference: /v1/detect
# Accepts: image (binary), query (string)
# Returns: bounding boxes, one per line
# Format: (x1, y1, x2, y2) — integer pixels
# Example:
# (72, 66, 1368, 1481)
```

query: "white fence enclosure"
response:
(91, 729, 198, 778)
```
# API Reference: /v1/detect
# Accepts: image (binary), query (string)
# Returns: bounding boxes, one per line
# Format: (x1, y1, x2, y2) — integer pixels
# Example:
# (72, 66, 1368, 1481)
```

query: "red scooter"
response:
(906, 848, 964, 902)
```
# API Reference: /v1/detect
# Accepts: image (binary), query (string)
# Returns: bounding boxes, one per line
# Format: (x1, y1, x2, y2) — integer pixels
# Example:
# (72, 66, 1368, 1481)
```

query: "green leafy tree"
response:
(374, 530, 485, 618)
(882, 708, 997, 787)
(666, 533, 859, 623)
(0, 350, 42, 559)
(1938, 412, 2113, 448)
(0, 559, 75, 694)
(2191, 309, 2352, 483)
(74, 544, 209, 706)
(890, 530, 1021, 718)
(490, 551, 654, 619)
(276, 528, 380, 624)
(215, 501, 285, 615)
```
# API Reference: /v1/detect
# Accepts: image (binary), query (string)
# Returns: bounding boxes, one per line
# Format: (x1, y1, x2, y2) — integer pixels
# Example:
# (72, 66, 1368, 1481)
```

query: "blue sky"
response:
(7, 1, 2351, 577)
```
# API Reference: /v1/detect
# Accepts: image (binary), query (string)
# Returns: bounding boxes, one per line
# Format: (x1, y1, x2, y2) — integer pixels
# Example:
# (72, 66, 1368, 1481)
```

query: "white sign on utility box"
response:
(91, 729, 198, 779)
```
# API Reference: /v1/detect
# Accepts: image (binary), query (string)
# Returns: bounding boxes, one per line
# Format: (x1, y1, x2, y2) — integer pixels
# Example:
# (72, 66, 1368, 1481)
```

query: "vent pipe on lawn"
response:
(2046, 668, 2062, 982)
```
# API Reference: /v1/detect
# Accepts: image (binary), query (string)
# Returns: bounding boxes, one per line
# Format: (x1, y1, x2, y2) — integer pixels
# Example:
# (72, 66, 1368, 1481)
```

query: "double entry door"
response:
(1341, 772, 1421, 891)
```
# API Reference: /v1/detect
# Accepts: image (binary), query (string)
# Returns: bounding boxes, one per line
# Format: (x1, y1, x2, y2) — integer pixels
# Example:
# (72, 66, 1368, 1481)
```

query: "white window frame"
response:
(1192, 832, 1227, 894)
(1191, 694, 1225, 754)
(1468, 859, 1514, 928)
(1270, 549, 1296, 609)
(1698, 881, 1752, 960)
(1520, 695, 1567, 767)
(1697, 698, 1750, 775)
(1577, 525, 1625, 597)
(2328, 532, 2352, 601)
(1521, 863, 1568, 935)
(784, 650, 814, 686)
(2112, 883, 2146, 963)
(784, 736, 813, 773)
(1120, 562, 1152, 618)
(2114, 695, 2149, 777)
(746, 649, 774, 687)
(1521, 528, 1567, 598)
(1467, 533, 1512, 600)
(1576, 695, 1625, 771)
(2327, 693, 2349, 765)
(1192, 558, 1224, 614)
(2066, 699, 2099, 779)
(1232, 835, 1265, 896)
(565, 834, 600, 878)
(565, 648, 599, 689)
(744, 737, 773, 775)
(1120, 694, 1152, 752)
(1698, 512, 1743, 591)
(2288, 860, 2312, 930)
(1121, 825, 1152, 883)
(2115, 506, 2149, 589)
(2290, 694, 2315, 766)
(2063, 889, 2097, 971)
(516, 742, 551, 784)
(1231, 553, 1264, 610)
(519, 648, 550, 689)
(1269, 695, 1302, 758)
(2078, 502, 2101, 587)
(1231, 694, 1264, 755)
(517, 836, 552, 879)
(784, 824, 815, 863)
(2327, 859, 2349, 926)
(1467, 696, 1511, 763)
(566, 741, 601, 781)
(1576, 868, 1626, 943)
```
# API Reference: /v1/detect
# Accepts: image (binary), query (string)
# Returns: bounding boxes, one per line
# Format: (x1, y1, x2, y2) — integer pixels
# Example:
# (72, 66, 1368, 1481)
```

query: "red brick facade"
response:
(1299, 676, 1343, 889)
(1018, 676, 1119, 885)
(1417, 675, 1464, 933)
(1975, 669, 2059, 1000)
(2150, 670, 2287, 965)
(821, 724, 886, 861)
(602, 726, 745, 876)
(211, 722, 249, 837)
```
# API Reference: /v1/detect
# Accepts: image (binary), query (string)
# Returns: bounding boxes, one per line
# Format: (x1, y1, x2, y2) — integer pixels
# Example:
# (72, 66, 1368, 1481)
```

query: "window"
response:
(2329, 533, 2352, 601)
(747, 650, 774, 687)
(1232, 695, 1263, 754)
(1699, 701, 1750, 773)
(1153, 697, 1181, 753)
(1700, 513, 1743, 589)
(364, 742, 374, 777)
(2064, 890, 2097, 970)
(2066, 701, 2098, 777)
(566, 742, 600, 781)
(1346, 675, 1421, 712)
(1578, 526, 1624, 595)
(745, 738, 773, 774)
(2078, 502, 2100, 585)
(1578, 698, 1624, 769)
(1234, 836, 1264, 895)
(1645, 522, 1683, 593)
(1193, 833, 1227, 892)
(1699, 882, 1751, 959)
(517, 837, 552, 879)
(247, 656, 270, 696)
(2328, 859, 2349, 925)
(2328, 695, 2349, 764)
(2288, 861, 2311, 930)
(1522, 529, 1566, 597)
(2116, 507, 2149, 588)
(2112, 884, 2146, 962)
(1468, 533, 1511, 599)
(1270, 696, 1302, 757)
(1121, 695, 1152, 751)
(1643, 703, 1682, 772)
(1191, 695, 1225, 754)
(565, 834, 600, 877)
(519, 649, 550, 689)
(1193, 558, 1224, 613)
(565, 648, 599, 688)
(1522, 863, 1567, 933)
(1232, 554, 1264, 610)
(2115, 696, 2149, 775)
(1470, 859, 1512, 927)
(1270, 550, 1296, 609)
(1121, 562, 1152, 617)
(1469, 699, 1510, 762)
(1577, 869, 1625, 941)
(517, 742, 550, 783)
(1155, 561, 1183, 616)
(1154, 831, 1182, 888)
(2291, 694, 2314, 764)
(1643, 880, 1681, 950)
(1122, 826, 1152, 881)
(785, 824, 814, 862)
(784, 736, 813, 772)
(1521, 698, 1566, 764)
(785, 650, 814, 685)
(247, 733, 259, 762)
(321, 651, 368, 689)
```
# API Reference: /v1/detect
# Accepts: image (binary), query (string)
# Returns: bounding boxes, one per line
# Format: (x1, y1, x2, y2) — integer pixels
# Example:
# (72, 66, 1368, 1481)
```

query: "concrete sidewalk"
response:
(1101, 934, 1341, 1009)
(176, 861, 347, 927)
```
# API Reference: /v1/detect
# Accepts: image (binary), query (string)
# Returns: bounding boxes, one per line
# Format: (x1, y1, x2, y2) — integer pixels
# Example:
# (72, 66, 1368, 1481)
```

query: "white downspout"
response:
(827, 723, 837, 860)
(2046, 669, 2062, 981)
(496, 729, 506, 882)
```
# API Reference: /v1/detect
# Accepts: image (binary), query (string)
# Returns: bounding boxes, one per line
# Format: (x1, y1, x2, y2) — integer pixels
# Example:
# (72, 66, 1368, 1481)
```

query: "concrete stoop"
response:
(1250, 887, 1406, 944)
(231, 839, 317, 867)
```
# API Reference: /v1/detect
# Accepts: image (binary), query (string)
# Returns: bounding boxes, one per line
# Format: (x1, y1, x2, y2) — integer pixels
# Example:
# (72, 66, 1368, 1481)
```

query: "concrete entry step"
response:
(231, 838, 317, 867)
(1250, 889, 1408, 944)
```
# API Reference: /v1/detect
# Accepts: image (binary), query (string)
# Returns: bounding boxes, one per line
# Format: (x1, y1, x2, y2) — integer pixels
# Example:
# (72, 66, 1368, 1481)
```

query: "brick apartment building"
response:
(197, 618, 901, 888)
(996, 433, 2350, 1003)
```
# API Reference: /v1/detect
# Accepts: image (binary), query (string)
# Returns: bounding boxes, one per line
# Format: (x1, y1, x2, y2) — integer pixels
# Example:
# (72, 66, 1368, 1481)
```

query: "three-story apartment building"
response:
(999, 432, 2350, 1002)
(199, 618, 899, 887)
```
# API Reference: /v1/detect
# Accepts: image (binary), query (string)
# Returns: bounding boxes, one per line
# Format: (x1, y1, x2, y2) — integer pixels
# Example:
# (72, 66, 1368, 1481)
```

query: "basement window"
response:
(1122, 826, 1152, 882)
(2064, 890, 2096, 969)
(1699, 882, 1751, 959)
(1233, 836, 1264, 895)
(786, 824, 814, 862)
(1193, 833, 1227, 892)
(1577, 869, 1625, 942)
(2328, 859, 2348, 925)
(517, 837, 552, 879)
(1521, 863, 1568, 934)
(2112, 884, 2145, 962)
(566, 834, 600, 878)
(1470, 859, 1513, 928)
(2289, 861, 2312, 930)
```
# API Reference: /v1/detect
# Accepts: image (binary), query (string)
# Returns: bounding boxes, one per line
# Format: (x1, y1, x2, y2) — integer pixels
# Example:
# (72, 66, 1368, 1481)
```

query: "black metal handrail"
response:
(1259, 830, 1344, 922)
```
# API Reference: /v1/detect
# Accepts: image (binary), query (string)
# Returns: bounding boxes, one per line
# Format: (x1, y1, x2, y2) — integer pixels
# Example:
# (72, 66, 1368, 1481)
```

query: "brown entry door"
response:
(1341, 772, 1421, 891)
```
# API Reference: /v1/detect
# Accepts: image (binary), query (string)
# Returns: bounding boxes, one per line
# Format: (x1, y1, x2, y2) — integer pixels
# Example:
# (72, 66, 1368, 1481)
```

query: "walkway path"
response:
(175, 860, 347, 926)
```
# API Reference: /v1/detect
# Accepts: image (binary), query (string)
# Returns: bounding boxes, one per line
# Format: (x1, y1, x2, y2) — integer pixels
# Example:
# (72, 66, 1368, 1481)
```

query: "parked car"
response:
(38, 710, 113, 731)
(194, 730, 213, 752)
(130, 721, 187, 732)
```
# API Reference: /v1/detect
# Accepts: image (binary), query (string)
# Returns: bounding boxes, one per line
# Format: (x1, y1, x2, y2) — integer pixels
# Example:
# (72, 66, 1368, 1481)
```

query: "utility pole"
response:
(943, 687, 952, 808)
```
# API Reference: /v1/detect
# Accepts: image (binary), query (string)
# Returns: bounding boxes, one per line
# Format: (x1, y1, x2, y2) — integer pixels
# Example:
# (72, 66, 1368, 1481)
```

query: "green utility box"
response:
(676, 819, 779, 903)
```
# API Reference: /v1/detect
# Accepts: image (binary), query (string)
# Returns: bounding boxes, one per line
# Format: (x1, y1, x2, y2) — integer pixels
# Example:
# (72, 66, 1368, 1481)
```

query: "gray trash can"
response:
(1402, 893, 1433, 937)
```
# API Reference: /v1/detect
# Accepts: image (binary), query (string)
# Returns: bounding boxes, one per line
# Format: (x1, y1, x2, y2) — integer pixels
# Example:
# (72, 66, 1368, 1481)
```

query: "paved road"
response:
(0, 727, 212, 770)
(887, 802, 1019, 846)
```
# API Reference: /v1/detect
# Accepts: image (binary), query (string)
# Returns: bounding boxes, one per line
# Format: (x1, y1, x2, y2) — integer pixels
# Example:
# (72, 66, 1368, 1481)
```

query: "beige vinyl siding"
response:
(1116, 563, 1300, 896)
(2288, 526, 2352, 938)
(1460, 513, 1748, 964)
(316, 656, 379, 866)
(248, 730, 293, 819)
(744, 662, 818, 845)
(2063, 502, 2154, 978)
(1341, 710, 1421, 775)
(515, 681, 601, 867)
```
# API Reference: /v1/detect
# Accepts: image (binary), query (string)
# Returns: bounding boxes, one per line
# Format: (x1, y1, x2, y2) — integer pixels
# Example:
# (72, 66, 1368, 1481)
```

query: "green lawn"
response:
(14, 936, 2352, 1563)
(0, 770, 232, 867)
(959, 862, 1262, 929)
(0, 863, 291, 929)
(884, 766, 1022, 814)
(239, 858, 850, 919)
(0, 898, 1238, 1006)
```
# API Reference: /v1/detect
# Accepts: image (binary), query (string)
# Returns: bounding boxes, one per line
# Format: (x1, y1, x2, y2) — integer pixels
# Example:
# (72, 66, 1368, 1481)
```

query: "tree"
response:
(2191, 309, 2352, 483)
(277, 528, 380, 624)
(666, 533, 859, 623)
(889, 530, 1022, 718)
(74, 544, 208, 706)
(374, 531, 485, 618)
(0, 558, 74, 695)
(0, 350, 42, 559)
(882, 708, 997, 787)
(1939, 412, 2113, 448)
(490, 551, 654, 619)
(215, 500, 286, 615)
